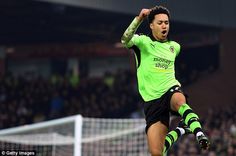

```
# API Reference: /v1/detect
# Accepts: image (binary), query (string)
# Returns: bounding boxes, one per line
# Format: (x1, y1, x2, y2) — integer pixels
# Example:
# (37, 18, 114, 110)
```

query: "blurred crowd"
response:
(0, 69, 139, 129)
(0, 69, 235, 156)
(168, 104, 236, 156)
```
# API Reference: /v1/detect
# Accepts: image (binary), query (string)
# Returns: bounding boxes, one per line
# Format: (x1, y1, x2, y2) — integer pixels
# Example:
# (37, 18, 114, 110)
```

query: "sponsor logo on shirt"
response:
(153, 57, 171, 69)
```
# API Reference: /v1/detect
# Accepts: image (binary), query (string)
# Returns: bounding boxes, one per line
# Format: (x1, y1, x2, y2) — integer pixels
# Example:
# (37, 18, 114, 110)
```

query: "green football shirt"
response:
(127, 34, 181, 102)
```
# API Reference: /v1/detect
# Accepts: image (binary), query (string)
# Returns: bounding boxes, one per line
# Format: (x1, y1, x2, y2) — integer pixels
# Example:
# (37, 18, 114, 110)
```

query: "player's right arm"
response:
(121, 9, 151, 48)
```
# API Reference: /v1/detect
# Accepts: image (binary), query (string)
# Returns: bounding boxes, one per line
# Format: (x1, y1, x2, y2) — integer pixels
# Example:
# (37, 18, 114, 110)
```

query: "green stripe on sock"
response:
(168, 131, 178, 142)
(163, 130, 179, 154)
(185, 113, 199, 124)
(189, 121, 202, 133)
(178, 103, 203, 135)
(178, 103, 191, 116)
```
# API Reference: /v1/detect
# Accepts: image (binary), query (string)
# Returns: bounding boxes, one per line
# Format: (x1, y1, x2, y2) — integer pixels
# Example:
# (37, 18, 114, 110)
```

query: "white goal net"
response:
(0, 115, 149, 156)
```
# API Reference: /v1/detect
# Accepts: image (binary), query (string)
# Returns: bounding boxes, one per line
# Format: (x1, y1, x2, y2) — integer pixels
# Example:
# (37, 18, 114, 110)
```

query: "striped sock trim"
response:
(179, 104, 203, 137)
(184, 111, 199, 126)
(175, 128, 182, 137)
(164, 130, 180, 154)
(188, 117, 199, 126)
(164, 141, 170, 153)
(183, 109, 194, 119)
(178, 103, 191, 116)
(166, 134, 175, 143)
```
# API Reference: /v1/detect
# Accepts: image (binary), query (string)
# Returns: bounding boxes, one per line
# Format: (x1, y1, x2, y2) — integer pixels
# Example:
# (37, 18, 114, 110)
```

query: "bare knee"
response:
(170, 92, 186, 111)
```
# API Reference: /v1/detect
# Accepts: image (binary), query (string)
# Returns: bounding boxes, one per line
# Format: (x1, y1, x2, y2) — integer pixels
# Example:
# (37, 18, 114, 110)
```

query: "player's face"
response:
(150, 13, 169, 41)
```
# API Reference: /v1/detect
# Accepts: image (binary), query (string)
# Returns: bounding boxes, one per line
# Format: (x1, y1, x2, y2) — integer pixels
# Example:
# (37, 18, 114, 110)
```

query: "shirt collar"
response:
(149, 33, 169, 43)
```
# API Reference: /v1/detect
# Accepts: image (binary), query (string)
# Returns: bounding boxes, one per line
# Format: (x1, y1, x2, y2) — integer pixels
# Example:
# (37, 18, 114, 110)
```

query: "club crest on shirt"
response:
(169, 46, 174, 53)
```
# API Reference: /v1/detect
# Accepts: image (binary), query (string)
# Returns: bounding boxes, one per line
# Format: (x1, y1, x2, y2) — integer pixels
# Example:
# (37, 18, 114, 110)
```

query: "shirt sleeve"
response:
(126, 34, 142, 48)
(175, 43, 181, 56)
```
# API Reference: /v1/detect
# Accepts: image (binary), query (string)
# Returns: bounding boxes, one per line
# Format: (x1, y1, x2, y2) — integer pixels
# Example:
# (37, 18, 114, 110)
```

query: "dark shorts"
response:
(143, 85, 186, 133)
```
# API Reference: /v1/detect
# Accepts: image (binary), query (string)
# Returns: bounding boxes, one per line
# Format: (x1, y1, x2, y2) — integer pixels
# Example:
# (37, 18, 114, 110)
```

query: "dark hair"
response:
(148, 6, 170, 23)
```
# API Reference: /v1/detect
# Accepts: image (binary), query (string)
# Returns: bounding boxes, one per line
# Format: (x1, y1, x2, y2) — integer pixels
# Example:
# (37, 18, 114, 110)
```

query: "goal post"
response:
(0, 115, 148, 156)
(74, 115, 83, 156)
(0, 115, 83, 156)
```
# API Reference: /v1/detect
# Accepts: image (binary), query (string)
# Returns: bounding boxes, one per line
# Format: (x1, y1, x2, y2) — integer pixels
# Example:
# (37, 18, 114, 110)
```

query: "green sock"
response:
(178, 103, 202, 135)
(163, 128, 181, 154)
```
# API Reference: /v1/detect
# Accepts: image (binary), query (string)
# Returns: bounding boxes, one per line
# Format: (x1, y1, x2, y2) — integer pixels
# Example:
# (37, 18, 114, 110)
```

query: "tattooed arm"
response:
(121, 8, 151, 47)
